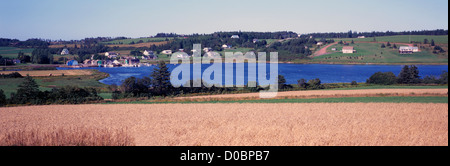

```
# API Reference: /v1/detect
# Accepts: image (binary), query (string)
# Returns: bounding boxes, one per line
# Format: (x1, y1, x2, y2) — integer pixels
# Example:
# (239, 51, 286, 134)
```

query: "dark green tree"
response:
(297, 78, 308, 89)
(278, 75, 287, 89)
(151, 61, 172, 96)
(431, 39, 435, 46)
(381, 43, 386, 48)
(397, 65, 420, 84)
(0, 89, 6, 106)
(439, 71, 448, 84)
(13, 75, 40, 104)
(386, 42, 391, 47)
(307, 78, 324, 90)
(424, 39, 429, 44)
(367, 72, 397, 85)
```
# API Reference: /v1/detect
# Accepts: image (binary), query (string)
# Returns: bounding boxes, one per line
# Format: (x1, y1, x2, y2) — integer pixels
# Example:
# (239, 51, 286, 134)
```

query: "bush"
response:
(297, 78, 308, 89)
(367, 72, 397, 85)
(0, 72, 23, 79)
(307, 78, 324, 90)
(351, 81, 358, 86)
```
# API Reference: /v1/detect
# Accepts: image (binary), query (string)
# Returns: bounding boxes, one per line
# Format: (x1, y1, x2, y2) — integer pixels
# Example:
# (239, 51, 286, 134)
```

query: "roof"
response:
(342, 46, 354, 50)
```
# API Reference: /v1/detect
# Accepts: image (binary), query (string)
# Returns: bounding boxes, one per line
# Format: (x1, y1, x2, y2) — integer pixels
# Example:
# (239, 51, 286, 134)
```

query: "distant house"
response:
(331, 48, 337, 51)
(105, 52, 119, 58)
(125, 58, 140, 65)
(342, 46, 355, 54)
(253, 39, 259, 43)
(399, 46, 419, 54)
(176, 53, 190, 59)
(231, 35, 240, 39)
(67, 60, 79, 66)
(222, 44, 232, 49)
(161, 50, 173, 55)
(203, 47, 213, 52)
(317, 42, 324, 46)
(143, 50, 154, 56)
(61, 48, 69, 55)
(142, 55, 157, 60)
(13, 59, 21, 64)
(357, 36, 366, 39)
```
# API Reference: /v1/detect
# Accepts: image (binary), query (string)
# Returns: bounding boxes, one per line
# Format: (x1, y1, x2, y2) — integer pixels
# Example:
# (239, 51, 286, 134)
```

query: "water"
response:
(57, 64, 448, 86)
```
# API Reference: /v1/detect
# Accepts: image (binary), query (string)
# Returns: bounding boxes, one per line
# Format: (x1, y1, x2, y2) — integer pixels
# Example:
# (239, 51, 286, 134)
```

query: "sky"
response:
(0, 0, 448, 40)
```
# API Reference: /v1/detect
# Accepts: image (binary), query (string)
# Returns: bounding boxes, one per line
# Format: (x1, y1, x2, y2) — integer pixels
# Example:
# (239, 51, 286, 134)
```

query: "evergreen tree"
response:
(393, 44, 397, 49)
(351, 40, 354, 44)
(431, 39, 435, 46)
(387, 42, 391, 47)
(278, 75, 287, 89)
(150, 61, 172, 96)
(297, 78, 308, 89)
(398, 65, 420, 84)
(381, 43, 386, 48)
(424, 39, 429, 44)
(13, 75, 40, 104)
(0, 89, 6, 106)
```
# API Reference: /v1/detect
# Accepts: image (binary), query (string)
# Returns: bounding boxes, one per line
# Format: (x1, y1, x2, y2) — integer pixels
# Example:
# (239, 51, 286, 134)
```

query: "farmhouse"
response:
(317, 42, 324, 46)
(61, 48, 70, 55)
(203, 47, 213, 52)
(13, 59, 21, 64)
(399, 46, 419, 54)
(105, 52, 119, 58)
(143, 50, 154, 56)
(357, 36, 366, 39)
(161, 50, 173, 55)
(253, 39, 259, 43)
(342, 46, 355, 54)
(222, 44, 232, 49)
(231, 35, 240, 39)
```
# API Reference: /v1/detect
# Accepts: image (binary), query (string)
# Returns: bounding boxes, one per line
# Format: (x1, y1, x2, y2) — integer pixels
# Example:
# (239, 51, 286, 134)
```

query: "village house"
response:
(203, 47, 213, 52)
(316, 42, 324, 46)
(61, 48, 70, 55)
(13, 59, 21, 64)
(222, 44, 232, 49)
(105, 52, 119, 58)
(253, 39, 259, 43)
(357, 36, 366, 39)
(231, 35, 240, 39)
(399, 46, 419, 54)
(143, 50, 154, 56)
(342, 46, 355, 54)
(161, 50, 173, 55)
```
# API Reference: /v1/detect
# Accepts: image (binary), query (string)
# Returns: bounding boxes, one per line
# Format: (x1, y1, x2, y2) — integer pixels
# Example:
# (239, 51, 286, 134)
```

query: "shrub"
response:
(0, 89, 6, 107)
(367, 72, 397, 85)
(0, 72, 23, 79)
(307, 78, 324, 90)
(351, 81, 358, 86)
(297, 78, 308, 89)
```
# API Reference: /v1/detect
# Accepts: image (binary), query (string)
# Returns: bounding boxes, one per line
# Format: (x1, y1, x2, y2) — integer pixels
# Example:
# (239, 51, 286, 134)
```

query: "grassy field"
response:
(313, 43, 448, 63)
(0, 70, 110, 98)
(331, 85, 448, 90)
(332, 35, 449, 44)
(0, 47, 34, 59)
(101, 37, 174, 45)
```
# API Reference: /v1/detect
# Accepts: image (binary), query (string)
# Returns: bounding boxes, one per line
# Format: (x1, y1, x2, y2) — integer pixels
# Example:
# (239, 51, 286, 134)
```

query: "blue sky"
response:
(0, 0, 448, 40)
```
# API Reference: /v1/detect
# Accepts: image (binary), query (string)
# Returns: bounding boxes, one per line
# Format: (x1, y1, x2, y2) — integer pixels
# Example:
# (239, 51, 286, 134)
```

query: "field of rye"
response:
(0, 103, 448, 146)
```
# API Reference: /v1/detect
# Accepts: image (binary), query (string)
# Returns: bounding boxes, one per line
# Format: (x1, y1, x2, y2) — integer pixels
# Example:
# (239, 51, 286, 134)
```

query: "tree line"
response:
(308, 29, 448, 38)
(367, 65, 448, 85)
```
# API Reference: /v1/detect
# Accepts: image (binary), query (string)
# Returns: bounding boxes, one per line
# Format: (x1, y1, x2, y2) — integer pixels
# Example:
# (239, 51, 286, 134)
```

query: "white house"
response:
(253, 39, 259, 43)
(231, 35, 240, 39)
(143, 50, 154, 56)
(399, 46, 419, 54)
(61, 48, 69, 55)
(357, 36, 366, 39)
(342, 46, 355, 54)
(161, 50, 173, 55)
(105, 52, 119, 58)
(317, 42, 324, 46)
(203, 47, 213, 52)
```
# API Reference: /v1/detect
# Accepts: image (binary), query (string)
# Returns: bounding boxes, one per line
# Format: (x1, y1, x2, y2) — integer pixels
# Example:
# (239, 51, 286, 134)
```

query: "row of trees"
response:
(308, 29, 448, 38)
(0, 75, 103, 106)
(367, 65, 448, 85)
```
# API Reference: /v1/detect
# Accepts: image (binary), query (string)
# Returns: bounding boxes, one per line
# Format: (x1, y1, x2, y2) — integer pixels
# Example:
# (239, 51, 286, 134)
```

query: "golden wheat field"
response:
(0, 103, 447, 146)
(0, 70, 93, 77)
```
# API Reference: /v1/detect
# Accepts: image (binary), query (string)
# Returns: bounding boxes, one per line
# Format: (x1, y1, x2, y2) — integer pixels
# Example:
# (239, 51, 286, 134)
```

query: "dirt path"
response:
(178, 89, 448, 100)
(312, 42, 338, 57)
(1, 103, 447, 146)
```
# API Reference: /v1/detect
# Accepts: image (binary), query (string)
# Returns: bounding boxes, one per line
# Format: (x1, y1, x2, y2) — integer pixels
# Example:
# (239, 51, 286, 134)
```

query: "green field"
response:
(101, 37, 174, 45)
(0, 70, 110, 98)
(332, 35, 449, 44)
(313, 43, 448, 64)
(0, 47, 34, 59)
(107, 96, 448, 104)
(331, 85, 448, 90)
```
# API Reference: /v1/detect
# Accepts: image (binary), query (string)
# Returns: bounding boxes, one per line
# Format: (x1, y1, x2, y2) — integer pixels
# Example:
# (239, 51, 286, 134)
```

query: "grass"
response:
(108, 96, 448, 104)
(101, 37, 174, 45)
(0, 127, 135, 146)
(332, 35, 449, 44)
(331, 85, 449, 90)
(0, 47, 34, 59)
(313, 43, 448, 64)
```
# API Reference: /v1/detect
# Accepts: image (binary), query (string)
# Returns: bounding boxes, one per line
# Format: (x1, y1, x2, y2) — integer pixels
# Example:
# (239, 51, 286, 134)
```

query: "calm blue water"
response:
(58, 64, 448, 86)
